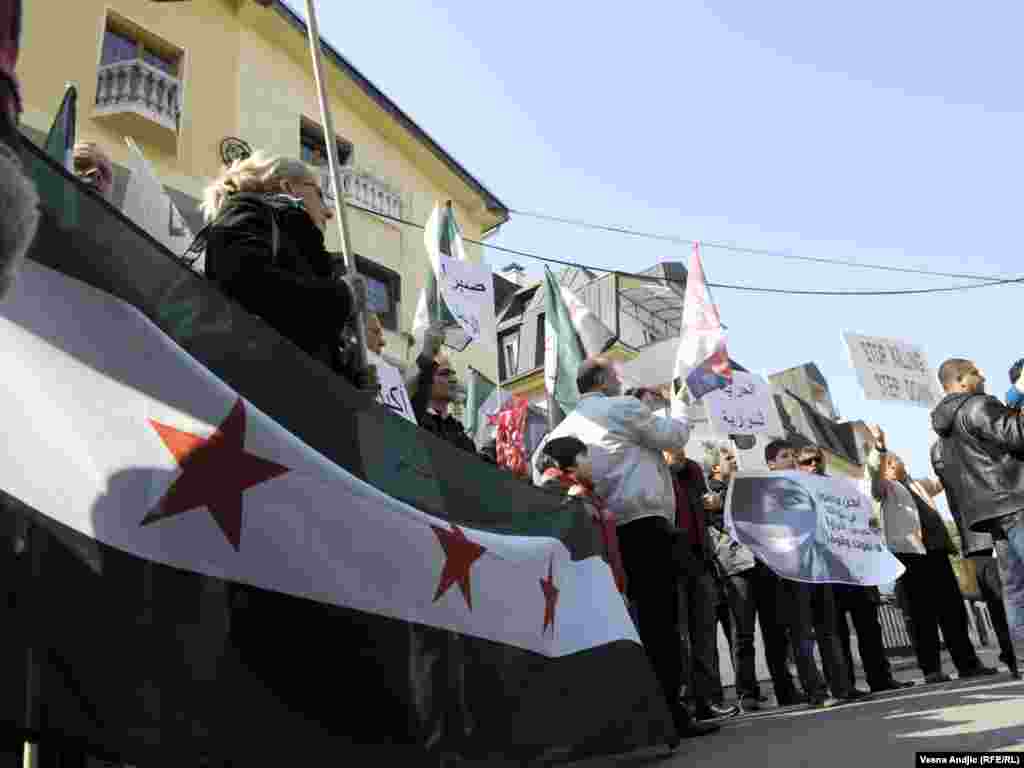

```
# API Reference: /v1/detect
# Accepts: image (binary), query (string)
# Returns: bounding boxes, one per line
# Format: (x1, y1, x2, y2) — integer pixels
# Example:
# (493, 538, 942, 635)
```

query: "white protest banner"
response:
(843, 332, 940, 407)
(703, 370, 776, 434)
(439, 258, 496, 348)
(724, 471, 905, 586)
(367, 351, 416, 424)
(122, 137, 195, 258)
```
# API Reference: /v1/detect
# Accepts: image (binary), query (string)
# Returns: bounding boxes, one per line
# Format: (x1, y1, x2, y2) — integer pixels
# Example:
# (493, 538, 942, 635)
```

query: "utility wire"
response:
(346, 202, 1024, 297)
(510, 208, 1017, 284)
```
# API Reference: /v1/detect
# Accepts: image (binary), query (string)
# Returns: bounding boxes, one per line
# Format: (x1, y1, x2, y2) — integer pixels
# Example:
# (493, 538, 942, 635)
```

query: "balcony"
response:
(94, 60, 181, 142)
(332, 167, 403, 220)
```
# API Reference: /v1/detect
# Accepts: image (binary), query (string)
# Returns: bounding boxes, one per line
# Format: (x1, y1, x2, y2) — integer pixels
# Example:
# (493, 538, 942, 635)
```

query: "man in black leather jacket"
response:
(933, 358, 1024, 668)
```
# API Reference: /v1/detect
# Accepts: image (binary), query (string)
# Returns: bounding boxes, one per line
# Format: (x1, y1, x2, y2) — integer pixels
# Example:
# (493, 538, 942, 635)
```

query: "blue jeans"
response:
(994, 515, 1024, 644)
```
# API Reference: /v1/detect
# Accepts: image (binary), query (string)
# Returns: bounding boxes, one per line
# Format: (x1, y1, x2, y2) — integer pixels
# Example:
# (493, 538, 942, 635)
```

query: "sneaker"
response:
(695, 702, 740, 721)
(807, 695, 834, 709)
(924, 673, 952, 684)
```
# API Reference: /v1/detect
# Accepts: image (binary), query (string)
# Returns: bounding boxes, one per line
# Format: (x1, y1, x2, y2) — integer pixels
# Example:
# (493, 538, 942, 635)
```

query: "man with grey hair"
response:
(532, 357, 718, 743)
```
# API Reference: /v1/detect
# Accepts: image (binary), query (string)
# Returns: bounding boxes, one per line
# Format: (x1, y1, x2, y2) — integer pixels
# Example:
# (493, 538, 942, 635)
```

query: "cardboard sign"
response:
(843, 332, 940, 407)
(368, 351, 416, 424)
(725, 471, 905, 586)
(704, 371, 774, 434)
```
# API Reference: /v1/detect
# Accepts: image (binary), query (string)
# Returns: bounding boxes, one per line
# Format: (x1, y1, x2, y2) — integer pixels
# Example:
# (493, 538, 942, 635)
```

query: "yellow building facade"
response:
(18, 0, 508, 381)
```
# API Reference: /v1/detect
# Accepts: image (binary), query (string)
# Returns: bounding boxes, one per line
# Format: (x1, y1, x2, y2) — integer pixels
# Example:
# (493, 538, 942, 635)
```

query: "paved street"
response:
(572, 649, 1024, 768)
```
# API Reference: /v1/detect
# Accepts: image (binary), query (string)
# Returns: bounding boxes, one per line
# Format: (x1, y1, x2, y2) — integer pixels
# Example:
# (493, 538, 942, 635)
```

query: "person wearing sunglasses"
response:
(198, 151, 376, 391)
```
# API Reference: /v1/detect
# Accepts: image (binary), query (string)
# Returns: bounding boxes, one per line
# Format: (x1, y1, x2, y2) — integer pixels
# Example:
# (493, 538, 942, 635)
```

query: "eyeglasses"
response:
(798, 456, 823, 467)
(296, 181, 328, 204)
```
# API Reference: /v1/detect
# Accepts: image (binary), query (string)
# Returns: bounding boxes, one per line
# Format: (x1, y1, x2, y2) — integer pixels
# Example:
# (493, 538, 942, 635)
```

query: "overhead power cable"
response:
(346, 202, 1024, 297)
(509, 208, 1017, 283)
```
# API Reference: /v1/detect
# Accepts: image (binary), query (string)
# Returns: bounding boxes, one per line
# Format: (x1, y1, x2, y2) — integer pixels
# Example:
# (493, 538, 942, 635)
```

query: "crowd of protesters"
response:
(4, 9, 1024, 756)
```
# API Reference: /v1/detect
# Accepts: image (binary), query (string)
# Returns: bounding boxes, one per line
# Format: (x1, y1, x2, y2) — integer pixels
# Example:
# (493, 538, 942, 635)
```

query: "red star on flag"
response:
(431, 523, 487, 610)
(540, 556, 559, 635)
(142, 398, 290, 551)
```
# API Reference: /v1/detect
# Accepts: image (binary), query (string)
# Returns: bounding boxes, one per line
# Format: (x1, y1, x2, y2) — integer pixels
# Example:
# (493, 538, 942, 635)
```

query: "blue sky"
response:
(305, 1, 1023, 486)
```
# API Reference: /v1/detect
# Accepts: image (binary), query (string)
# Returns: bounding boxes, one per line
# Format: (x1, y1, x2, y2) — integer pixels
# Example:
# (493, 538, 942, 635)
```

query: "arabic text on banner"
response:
(439, 259, 496, 347)
(843, 332, 940, 408)
(724, 471, 905, 586)
(367, 351, 417, 424)
(703, 370, 774, 434)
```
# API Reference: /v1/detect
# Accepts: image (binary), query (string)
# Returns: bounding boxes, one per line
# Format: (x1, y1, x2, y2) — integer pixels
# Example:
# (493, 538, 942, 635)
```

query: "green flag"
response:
(44, 84, 76, 170)
(543, 265, 585, 418)
(464, 366, 495, 439)
(29, 84, 78, 229)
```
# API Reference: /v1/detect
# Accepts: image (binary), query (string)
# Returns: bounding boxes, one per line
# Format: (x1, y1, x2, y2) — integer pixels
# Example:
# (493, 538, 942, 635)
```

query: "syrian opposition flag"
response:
(0, 259, 637, 657)
(464, 366, 511, 445)
(543, 267, 616, 421)
(412, 201, 492, 352)
(43, 83, 76, 171)
(674, 242, 732, 402)
(2, 141, 674, 766)
(122, 137, 195, 260)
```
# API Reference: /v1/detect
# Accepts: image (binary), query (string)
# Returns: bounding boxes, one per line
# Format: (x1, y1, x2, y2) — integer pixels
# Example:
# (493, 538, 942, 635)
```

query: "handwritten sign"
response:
(843, 332, 940, 408)
(704, 371, 774, 434)
(368, 351, 416, 424)
(439, 259, 495, 348)
(725, 471, 905, 586)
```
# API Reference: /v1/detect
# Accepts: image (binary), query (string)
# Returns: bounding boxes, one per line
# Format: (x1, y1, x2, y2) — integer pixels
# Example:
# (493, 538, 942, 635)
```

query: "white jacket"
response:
(532, 393, 690, 527)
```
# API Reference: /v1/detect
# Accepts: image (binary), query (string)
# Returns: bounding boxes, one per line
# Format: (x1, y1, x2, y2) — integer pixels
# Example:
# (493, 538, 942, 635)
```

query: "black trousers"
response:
(618, 517, 682, 718)
(801, 583, 852, 698)
(832, 585, 893, 691)
(678, 553, 724, 706)
(895, 551, 982, 676)
(727, 561, 826, 702)
(974, 556, 1018, 669)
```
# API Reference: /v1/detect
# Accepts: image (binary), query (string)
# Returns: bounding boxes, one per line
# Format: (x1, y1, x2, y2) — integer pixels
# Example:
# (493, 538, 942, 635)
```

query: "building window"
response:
(498, 329, 519, 381)
(354, 255, 400, 331)
(101, 19, 180, 76)
(535, 313, 546, 369)
(300, 119, 353, 173)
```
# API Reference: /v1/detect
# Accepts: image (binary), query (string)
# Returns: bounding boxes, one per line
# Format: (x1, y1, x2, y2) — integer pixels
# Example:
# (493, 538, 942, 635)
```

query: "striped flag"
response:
(412, 201, 484, 352)
(43, 83, 76, 171)
(2, 142, 675, 766)
(674, 242, 732, 402)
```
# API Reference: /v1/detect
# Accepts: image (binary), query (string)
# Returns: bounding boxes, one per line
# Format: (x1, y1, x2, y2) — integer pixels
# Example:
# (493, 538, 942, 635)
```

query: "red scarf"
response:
(542, 467, 627, 595)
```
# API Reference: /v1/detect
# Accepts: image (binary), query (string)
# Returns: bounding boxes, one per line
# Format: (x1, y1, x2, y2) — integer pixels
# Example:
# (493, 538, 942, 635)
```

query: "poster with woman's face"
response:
(725, 471, 905, 586)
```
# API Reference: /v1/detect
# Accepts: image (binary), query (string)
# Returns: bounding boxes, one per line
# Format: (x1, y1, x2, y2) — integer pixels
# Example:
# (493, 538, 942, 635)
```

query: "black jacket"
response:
(931, 391, 1024, 534)
(411, 354, 475, 453)
(204, 193, 353, 374)
(930, 438, 994, 557)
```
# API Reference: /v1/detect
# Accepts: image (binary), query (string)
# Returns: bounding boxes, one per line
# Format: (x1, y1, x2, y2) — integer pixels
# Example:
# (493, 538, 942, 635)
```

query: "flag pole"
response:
(302, 0, 368, 373)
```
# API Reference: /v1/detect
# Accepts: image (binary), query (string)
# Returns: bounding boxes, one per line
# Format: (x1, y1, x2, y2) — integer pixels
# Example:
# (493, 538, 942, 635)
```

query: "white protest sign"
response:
(122, 137, 195, 257)
(368, 351, 416, 424)
(703, 371, 775, 434)
(725, 471, 905, 586)
(439, 259, 495, 348)
(843, 332, 940, 407)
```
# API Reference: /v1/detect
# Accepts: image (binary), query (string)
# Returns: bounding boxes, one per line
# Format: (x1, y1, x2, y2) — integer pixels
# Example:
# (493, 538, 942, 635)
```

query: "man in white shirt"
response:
(532, 357, 718, 742)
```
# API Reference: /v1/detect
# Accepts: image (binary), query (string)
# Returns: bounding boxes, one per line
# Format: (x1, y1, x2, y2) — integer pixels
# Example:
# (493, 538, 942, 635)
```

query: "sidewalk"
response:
(718, 645, 1008, 704)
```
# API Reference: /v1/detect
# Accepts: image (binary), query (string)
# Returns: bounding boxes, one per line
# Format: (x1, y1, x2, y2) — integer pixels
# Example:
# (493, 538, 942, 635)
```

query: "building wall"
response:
(19, 0, 501, 383)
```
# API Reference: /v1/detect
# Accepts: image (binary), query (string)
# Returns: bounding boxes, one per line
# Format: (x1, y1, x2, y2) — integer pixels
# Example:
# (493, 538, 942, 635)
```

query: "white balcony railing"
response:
(322, 167, 403, 220)
(95, 60, 181, 134)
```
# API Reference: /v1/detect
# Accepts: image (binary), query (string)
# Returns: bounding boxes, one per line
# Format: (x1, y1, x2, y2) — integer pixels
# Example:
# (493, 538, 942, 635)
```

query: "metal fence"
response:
(876, 600, 996, 657)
